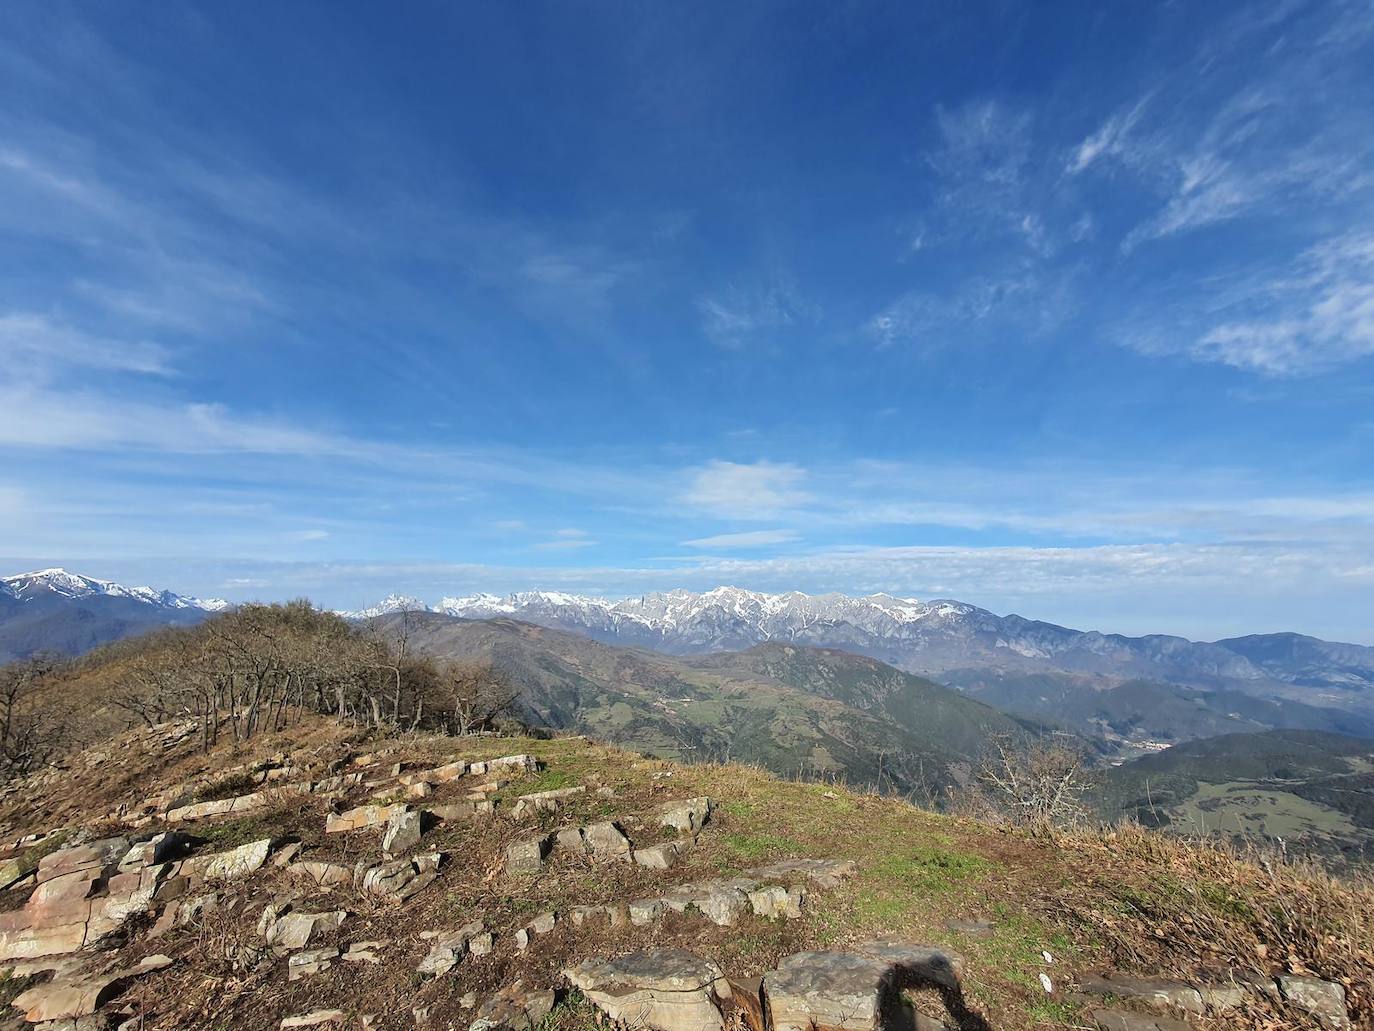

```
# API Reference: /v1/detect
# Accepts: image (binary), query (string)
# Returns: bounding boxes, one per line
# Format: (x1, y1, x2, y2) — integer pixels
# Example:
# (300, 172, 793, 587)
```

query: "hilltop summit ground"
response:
(0, 716, 1368, 1031)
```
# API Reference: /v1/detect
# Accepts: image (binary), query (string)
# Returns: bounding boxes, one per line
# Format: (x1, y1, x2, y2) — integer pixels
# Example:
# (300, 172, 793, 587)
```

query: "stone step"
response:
(563, 941, 968, 1031)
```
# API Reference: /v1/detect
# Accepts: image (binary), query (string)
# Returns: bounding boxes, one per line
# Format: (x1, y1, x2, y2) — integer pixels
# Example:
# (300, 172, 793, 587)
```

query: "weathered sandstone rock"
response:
(565, 948, 728, 1031)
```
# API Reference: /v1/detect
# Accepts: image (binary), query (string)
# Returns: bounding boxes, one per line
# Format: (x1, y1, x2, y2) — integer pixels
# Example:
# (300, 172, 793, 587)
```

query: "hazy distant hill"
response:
(373, 612, 1045, 795)
(1094, 730, 1374, 864)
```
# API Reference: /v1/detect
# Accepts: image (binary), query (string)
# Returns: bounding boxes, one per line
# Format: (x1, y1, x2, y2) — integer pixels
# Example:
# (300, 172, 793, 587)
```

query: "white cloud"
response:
(683, 461, 810, 519)
(681, 529, 800, 549)
(534, 528, 597, 550)
(289, 529, 330, 542)
(0, 313, 173, 379)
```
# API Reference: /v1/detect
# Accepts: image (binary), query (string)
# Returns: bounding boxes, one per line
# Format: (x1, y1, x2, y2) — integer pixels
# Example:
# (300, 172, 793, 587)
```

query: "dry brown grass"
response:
(1047, 823, 1373, 1024)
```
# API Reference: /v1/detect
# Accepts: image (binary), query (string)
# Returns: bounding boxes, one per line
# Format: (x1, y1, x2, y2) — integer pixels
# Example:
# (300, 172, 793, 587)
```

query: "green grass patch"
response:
(871, 845, 991, 893)
(854, 844, 993, 924)
(1027, 998, 1081, 1025)
(967, 910, 1076, 994)
(722, 831, 801, 860)
(514, 768, 579, 795)
(720, 799, 759, 820)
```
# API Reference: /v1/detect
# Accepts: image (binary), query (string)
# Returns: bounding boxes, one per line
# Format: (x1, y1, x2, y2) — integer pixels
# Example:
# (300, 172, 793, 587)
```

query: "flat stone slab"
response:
(282, 1010, 347, 1028)
(325, 803, 407, 834)
(565, 948, 727, 1031)
(764, 951, 890, 1031)
(180, 837, 276, 881)
(944, 917, 995, 939)
(1079, 972, 1203, 1013)
(763, 943, 966, 1031)
(511, 786, 585, 819)
(1092, 1011, 1194, 1031)
(854, 940, 965, 992)
(748, 858, 856, 889)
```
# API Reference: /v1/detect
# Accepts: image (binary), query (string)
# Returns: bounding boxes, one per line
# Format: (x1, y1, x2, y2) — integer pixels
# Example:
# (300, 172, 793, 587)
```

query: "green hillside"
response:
(1094, 730, 1374, 864)
(384, 615, 1045, 796)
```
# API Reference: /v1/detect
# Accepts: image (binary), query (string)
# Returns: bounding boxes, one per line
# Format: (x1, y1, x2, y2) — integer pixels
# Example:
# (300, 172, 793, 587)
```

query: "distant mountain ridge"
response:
(341, 585, 1374, 707)
(0, 568, 226, 662)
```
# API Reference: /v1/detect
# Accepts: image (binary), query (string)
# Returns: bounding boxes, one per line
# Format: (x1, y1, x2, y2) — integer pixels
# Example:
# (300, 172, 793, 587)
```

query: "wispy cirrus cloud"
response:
(0, 386, 349, 454)
(1066, 95, 1153, 175)
(1122, 231, 1374, 375)
(697, 277, 817, 349)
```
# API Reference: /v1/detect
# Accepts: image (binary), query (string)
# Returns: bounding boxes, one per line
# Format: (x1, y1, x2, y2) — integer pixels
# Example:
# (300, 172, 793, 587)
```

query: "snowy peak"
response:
(339, 594, 430, 620)
(340, 585, 1336, 689)
(343, 585, 976, 641)
(0, 568, 229, 613)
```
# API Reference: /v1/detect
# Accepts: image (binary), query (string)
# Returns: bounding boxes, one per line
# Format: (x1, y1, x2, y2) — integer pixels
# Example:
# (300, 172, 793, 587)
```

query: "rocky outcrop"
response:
(1079, 973, 1203, 1013)
(511, 786, 585, 819)
(418, 920, 487, 978)
(1278, 975, 1351, 1030)
(12, 953, 172, 1023)
(358, 851, 444, 900)
(567, 942, 967, 1031)
(470, 981, 557, 1031)
(565, 948, 731, 1031)
(659, 798, 714, 835)
(748, 858, 857, 890)
(258, 902, 346, 953)
(0, 835, 277, 962)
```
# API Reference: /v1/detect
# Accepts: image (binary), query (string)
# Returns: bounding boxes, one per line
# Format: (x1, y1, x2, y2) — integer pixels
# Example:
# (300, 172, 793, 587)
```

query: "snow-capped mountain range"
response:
(0, 568, 230, 663)
(1, 568, 228, 612)
(340, 586, 1374, 702)
(5, 570, 1370, 710)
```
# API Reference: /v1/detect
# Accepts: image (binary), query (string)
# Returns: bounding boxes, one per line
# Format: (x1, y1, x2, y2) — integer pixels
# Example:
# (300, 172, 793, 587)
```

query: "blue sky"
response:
(2, 1, 1373, 643)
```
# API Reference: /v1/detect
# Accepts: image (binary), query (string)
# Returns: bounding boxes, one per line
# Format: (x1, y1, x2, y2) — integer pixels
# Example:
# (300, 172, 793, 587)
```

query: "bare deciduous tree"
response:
(0, 654, 68, 779)
(961, 734, 1088, 838)
(438, 660, 519, 735)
